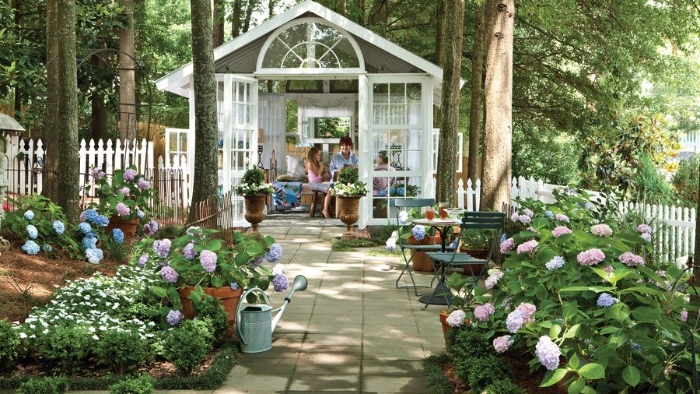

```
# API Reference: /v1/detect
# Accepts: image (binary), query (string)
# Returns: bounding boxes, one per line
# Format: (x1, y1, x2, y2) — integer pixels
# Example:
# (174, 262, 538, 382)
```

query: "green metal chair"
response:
(423, 211, 505, 308)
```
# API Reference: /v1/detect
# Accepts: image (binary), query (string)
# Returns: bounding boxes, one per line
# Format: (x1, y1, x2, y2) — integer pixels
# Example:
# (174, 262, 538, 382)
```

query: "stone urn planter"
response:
(336, 195, 362, 240)
(244, 194, 267, 233)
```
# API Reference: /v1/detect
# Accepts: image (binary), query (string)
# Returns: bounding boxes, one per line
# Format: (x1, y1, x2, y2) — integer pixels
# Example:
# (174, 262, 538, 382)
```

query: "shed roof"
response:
(156, 0, 444, 99)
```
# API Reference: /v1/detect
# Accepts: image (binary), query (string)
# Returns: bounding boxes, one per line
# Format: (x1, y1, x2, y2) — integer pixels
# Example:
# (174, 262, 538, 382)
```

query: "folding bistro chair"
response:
(423, 211, 505, 308)
(394, 198, 442, 296)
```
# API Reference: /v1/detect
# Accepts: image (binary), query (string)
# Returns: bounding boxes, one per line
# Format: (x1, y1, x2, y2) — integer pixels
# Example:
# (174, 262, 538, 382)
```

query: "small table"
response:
(411, 218, 462, 307)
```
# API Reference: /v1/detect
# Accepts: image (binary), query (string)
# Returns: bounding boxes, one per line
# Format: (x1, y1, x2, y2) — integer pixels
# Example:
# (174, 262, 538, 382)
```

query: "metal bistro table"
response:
(411, 218, 462, 307)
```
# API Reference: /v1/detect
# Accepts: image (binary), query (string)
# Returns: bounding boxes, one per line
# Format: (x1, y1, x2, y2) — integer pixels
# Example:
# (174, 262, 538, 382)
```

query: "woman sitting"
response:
(306, 147, 333, 218)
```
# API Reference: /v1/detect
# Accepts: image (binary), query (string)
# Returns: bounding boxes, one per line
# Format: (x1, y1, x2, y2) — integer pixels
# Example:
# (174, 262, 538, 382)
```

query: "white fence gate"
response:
(457, 176, 697, 264)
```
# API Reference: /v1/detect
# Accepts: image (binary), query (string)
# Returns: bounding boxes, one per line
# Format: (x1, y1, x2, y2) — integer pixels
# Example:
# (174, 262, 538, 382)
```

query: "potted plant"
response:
(233, 166, 274, 233)
(88, 165, 154, 239)
(440, 272, 489, 340)
(330, 167, 368, 239)
(134, 226, 288, 337)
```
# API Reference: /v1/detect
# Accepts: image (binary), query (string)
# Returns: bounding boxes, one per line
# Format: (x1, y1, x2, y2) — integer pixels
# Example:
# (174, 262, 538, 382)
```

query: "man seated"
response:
(373, 151, 395, 197)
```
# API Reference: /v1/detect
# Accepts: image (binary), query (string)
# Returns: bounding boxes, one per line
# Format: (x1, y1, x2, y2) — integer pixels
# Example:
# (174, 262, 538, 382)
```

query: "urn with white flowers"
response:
(132, 226, 288, 337)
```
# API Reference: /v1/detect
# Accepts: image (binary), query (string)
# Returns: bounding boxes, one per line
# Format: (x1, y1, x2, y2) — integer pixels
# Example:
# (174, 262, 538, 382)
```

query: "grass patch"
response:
(331, 237, 383, 251)
(0, 342, 239, 391)
(366, 249, 400, 257)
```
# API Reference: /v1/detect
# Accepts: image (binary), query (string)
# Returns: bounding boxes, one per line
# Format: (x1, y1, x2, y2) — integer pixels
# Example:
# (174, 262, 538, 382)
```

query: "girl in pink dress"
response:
(306, 147, 332, 218)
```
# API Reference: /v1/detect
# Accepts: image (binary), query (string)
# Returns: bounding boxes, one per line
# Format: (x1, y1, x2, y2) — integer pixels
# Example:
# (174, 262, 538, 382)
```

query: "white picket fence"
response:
(2, 136, 190, 215)
(457, 176, 697, 264)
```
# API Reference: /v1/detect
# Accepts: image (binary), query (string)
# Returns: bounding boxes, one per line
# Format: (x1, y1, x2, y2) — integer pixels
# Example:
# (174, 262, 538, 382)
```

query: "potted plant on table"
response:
(88, 165, 154, 239)
(133, 226, 288, 338)
(234, 166, 274, 233)
(330, 167, 368, 240)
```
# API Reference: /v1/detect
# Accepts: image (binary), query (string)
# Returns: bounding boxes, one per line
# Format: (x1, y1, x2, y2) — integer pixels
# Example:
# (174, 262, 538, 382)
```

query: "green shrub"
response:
(193, 295, 229, 346)
(672, 154, 700, 207)
(95, 330, 151, 376)
(18, 376, 68, 394)
(38, 326, 91, 374)
(446, 326, 491, 360)
(630, 153, 674, 204)
(108, 374, 154, 394)
(161, 320, 212, 375)
(462, 355, 511, 392)
(0, 320, 20, 368)
(486, 379, 526, 394)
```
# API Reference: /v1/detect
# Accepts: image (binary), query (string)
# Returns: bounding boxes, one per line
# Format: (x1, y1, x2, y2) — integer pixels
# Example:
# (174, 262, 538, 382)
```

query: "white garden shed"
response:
(156, 0, 446, 228)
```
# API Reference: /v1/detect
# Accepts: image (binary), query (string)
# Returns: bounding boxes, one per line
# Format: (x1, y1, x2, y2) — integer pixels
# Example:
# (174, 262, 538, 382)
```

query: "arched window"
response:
(258, 18, 364, 74)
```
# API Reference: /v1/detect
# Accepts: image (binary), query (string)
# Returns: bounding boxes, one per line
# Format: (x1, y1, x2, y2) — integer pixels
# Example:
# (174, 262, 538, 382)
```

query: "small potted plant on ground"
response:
(233, 166, 274, 233)
(330, 167, 368, 240)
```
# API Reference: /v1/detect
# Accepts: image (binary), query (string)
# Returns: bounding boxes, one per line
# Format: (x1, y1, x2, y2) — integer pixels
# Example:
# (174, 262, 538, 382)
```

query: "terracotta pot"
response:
(244, 194, 267, 233)
(105, 216, 139, 240)
(178, 286, 244, 338)
(407, 234, 442, 245)
(410, 250, 433, 272)
(439, 310, 470, 346)
(336, 195, 362, 240)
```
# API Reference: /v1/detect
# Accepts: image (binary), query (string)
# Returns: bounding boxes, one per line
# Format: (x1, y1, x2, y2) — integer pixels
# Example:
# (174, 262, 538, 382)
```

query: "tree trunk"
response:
(118, 0, 137, 141)
(481, 0, 514, 212)
(189, 0, 219, 223)
(43, 0, 60, 202)
(436, 0, 465, 207)
(467, 2, 486, 184)
(56, 0, 80, 222)
(213, 0, 225, 47)
(433, 0, 446, 128)
(90, 52, 108, 141)
(231, 0, 242, 39)
(242, 0, 257, 33)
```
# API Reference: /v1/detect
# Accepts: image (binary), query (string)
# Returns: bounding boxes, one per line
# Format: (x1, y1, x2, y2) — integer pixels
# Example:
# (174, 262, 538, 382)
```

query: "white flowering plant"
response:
(233, 166, 274, 196)
(330, 167, 368, 196)
(87, 165, 154, 222)
(131, 227, 289, 327)
(451, 188, 697, 392)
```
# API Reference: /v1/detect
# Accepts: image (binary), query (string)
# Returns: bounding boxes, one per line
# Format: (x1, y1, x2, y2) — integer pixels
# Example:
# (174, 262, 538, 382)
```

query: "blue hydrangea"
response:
(165, 310, 183, 326)
(93, 215, 110, 226)
(23, 210, 34, 221)
(230, 282, 240, 290)
(160, 266, 179, 283)
(265, 243, 283, 262)
(199, 250, 218, 273)
(137, 253, 149, 267)
(85, 248, 104, 264)
(82, 235, 98, 250)
(412, 225, 426, 241)
(273, 274, 289, 292)
(137, 210, 145, 218)
(21, 240, 40, 255)
(43, 244, 53, 252)
(596, 293, 618, 308)
(82, 209, 98, 223)
(112, 229, 124, 244)
(535, 336, 562, 371)
(52, 220, 65, 235)
(545, 256, 565, 271)
(79, 222, 93, 235)
(26, 225, 38, 239)
(153, 239, 172, 258)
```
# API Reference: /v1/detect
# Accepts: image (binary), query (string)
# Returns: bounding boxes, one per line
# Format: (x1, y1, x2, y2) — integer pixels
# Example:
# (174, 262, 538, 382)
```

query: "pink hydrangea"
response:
(640, 232, 651, 242)
(552, 226, 572, 238)
(637, 224, 652, 234)
(555, 213, 569, 223)
(446, 310, 467, 327)
(577, 248, 605, 266)
(493, 335, 514, 353)
(116, 202, 131, 216)
(535, 336, 561, 371)
(516, 302, 537, 323)
(474, 303, 495, 321)
(500, 237, 515, 254)
(591, 224, 613, 237)
(619, 251, 645, 266)
(506, 309, 526, 333)
(516, 240, 538, 254)
(485, 269, 504, 289)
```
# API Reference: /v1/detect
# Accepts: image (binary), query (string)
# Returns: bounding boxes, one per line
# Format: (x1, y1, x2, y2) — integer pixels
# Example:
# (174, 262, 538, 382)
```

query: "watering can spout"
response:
(271, 275, 307, 332)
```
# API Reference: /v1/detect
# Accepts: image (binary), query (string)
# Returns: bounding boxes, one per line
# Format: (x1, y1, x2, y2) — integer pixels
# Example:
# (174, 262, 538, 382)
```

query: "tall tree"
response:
(213, 0, 225, 47)
(481, 0, 513, 211)
(118, 0, 137, 140)
(188, 0, 219, 222)
(56, 0, 80, 221)
(43, 0, 60, 202)
(436, 0, 465, 206)
(467, 1, 485, 184)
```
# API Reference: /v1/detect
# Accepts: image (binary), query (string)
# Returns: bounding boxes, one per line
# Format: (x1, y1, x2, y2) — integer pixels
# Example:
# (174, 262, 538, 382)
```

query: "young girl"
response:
(306, 147, 332, 218)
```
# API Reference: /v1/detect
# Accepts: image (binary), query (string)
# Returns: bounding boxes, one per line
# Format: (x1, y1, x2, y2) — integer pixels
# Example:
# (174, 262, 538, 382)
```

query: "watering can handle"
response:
(235, 287, 271, 345)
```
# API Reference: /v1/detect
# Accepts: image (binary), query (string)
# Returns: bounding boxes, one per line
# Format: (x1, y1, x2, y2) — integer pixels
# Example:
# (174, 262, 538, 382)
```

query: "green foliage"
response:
(95, 330, 152, 376)
(671, 154, 699, 207)
(0, 320, 19, 368)
(512, 126, 579, 185)
(331, 167, 368, 196)
(18, 376, 69, 394)
(446, 326, 492, 361)
(161, 320, 213, 375)
(421, 354, 454, 394)
(331, 238, 382, 251)
(463, 355, 511, 393)
(234, 167, 274, 196)
(485, 379, 526, 394)
(108, 374, 154, 394)
(629, 153, 674, 205)
(192, 295, 229, 346)
(38, 326, 92, 374)
(3, 194, 82, 258)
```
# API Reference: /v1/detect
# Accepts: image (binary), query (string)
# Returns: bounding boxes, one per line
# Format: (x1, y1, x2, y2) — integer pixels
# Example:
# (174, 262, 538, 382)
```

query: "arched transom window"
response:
(258, 17, 364, 74)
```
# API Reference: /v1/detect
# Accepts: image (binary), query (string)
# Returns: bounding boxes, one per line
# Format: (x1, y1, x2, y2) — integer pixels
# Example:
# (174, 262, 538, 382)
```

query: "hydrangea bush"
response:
(87, 165, 154, 223)
(132, 227, 289, 327)
(447, 189, 698, 392)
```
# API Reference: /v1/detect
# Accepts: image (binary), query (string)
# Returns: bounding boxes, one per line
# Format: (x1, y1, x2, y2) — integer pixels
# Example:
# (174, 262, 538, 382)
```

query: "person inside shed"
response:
(329, 136, 359, 181)
(373, 150, 395, 197)
(306, 147, 333, 218)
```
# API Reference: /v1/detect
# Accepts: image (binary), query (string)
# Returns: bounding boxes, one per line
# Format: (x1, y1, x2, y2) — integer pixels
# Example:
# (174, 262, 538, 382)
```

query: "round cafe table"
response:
(411, 218, 462, 307)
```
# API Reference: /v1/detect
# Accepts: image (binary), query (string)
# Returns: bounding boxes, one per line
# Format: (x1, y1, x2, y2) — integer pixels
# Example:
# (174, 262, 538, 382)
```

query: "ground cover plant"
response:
(440, 188, 699, 393)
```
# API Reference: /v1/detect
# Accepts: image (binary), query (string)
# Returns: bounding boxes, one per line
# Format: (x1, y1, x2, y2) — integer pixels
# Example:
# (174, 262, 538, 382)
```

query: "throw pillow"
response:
(286, 155, 306, 181)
